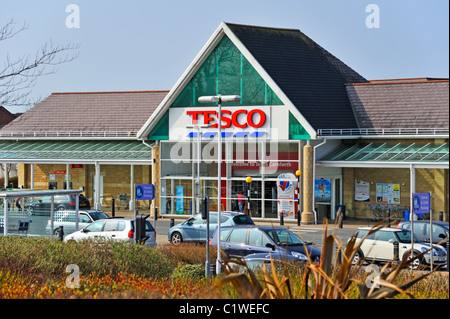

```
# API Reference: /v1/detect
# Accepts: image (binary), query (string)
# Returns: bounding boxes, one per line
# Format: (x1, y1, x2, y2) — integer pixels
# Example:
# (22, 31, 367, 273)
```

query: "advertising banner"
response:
(277, 173, 297, 219)
(315, 179, 331, 203)
(355, 179, 370, 202)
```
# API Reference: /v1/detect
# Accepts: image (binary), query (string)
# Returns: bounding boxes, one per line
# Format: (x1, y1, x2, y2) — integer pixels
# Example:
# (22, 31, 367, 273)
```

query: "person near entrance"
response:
(237, 190, 245, 213)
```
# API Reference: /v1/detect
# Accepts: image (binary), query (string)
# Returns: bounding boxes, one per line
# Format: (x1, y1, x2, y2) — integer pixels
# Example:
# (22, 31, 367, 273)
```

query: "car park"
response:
(24, 194, 91, 215)
(64, 218, 156, 246)
(352, 227, 447, 269)
(210, 225, 321, 263)
(397, 221, 449, 244)
(45, 210, 109, 236)
(168, 212, 254, 244)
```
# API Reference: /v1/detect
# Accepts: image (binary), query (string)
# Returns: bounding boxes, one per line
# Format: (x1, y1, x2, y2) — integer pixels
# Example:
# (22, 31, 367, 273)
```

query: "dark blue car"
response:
(210, 225, 321, 263)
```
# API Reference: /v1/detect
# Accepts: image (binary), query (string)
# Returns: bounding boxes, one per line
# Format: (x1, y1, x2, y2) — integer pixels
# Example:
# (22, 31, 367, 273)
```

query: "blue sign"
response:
(135, 184, 155, 201)
(176, 186, 184, 214)
(413, 193, 431, 218)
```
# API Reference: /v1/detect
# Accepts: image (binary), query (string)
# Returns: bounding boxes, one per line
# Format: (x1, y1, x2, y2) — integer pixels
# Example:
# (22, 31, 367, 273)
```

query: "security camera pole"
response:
(198, 94, 241, 274)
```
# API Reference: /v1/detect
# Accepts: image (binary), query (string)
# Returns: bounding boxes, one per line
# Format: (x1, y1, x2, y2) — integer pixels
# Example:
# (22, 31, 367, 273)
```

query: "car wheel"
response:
(171, 232, 183, 245)
(405, 251, 422, 270)
(352, 249, 364, 265)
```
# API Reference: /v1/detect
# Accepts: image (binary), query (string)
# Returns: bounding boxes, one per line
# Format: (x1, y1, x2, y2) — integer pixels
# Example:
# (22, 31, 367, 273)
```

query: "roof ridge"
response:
(52, 90, 170, 95)
(346, 80, 449, 86)
(224, 22, 300, 32)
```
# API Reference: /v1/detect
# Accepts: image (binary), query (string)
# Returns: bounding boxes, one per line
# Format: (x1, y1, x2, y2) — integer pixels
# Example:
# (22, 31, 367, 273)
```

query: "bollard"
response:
(297, 210, 301, 226)
(58, 226, 64, 242)
(439, 211, 443, 222)
(280, 211, 284, 226)
(170, 218, 175, 229)
(393, 241, 400, 266)
(387, 208, 391, 227)
(154, 207, 158, 221)
(111, 198, 115, 217)
(337, 207, 343, 229)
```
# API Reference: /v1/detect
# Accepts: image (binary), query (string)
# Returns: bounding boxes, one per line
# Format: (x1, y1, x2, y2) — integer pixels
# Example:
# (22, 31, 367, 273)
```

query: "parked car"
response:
(210, 225, 321, 263)
(25, 194, 91, 215)
(352, 227, 447, 269)
(64, 218, 156, 246)
(397, 221, 449, 244)
(168, 212, 254, 244)
(45, 210, 109, 236)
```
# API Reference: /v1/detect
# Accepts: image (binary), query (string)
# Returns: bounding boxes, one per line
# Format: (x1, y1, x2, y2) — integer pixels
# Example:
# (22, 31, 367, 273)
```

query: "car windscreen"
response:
(265, 229, 303, 246)
(232, 215, 254, 225)
(89, 211, 109, 221)
(396, 230, 418, 243)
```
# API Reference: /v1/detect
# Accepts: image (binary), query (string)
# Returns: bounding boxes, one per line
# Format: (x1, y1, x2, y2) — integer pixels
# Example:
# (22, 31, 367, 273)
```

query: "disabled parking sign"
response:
(135, 184, 155, 201)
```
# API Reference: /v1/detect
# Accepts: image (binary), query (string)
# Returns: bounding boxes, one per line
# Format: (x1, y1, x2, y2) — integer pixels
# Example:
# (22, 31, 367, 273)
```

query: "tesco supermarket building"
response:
(2, 22, 448, 224)
(136, 22, 449, 223)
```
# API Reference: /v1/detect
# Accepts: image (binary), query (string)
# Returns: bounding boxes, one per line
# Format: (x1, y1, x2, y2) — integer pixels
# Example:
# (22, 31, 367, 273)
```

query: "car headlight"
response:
(420, 247, 430, 255)
(291, 251, 307, 260)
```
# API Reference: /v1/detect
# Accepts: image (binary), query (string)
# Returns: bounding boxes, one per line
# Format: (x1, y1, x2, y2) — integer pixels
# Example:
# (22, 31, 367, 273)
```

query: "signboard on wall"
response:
(169, 105, 289, 140)
(277, 173, 297, 219)
(355, 179, 370, 202)
(413, 193, 431, 217)
(135, 184, 155, 201)
(376, 183, 400, 204)
(315, 179, 331, 203)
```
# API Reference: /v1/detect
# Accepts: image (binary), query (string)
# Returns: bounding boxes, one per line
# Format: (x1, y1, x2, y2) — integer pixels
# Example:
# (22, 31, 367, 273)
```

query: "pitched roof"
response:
(345, 79, 449, 129)
(226, 23, 368, 130)
(0, 106, 19, 128)
(0, 90, 168, 137)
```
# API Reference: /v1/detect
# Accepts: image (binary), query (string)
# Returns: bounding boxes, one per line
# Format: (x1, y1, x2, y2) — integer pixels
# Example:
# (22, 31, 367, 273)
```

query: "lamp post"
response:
(245, 176, 252, 216)
(198, 94, 241, 275)
(295, 170, 302, 226)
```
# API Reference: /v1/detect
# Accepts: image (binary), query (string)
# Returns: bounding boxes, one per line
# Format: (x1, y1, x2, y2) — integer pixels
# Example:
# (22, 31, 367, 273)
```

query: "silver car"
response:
(45, 210, 109, 237)
(64, 218, 156, 246)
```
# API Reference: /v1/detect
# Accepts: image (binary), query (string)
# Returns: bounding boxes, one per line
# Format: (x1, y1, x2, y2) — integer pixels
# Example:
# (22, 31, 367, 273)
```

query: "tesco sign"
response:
(186, 109, 266, 128)
(168, 106, 289, 140)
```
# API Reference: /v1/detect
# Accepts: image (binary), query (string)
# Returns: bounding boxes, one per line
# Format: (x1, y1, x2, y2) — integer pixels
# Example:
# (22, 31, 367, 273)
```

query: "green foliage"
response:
(172, 263, 205, 281)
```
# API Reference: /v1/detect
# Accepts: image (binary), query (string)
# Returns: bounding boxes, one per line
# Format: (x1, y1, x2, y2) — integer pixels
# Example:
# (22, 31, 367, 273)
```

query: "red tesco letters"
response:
(186, 109, 266, 129)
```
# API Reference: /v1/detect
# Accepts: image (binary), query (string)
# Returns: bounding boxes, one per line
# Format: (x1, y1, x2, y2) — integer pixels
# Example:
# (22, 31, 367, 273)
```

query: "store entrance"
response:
(230, 180, 262, 218)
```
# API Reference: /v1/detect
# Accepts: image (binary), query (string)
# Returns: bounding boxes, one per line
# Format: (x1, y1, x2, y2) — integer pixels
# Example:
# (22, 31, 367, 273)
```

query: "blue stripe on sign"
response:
(187, 132, 198, 138)
(233, 132, 248, 138)
(250, 132, 265, 137)
(222, 132, 233, 137)
(202, 132, 217, 138)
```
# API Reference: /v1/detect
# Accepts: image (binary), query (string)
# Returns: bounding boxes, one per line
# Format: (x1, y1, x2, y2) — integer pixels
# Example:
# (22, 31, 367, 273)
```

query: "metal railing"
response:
(0, 131, 138, 138)
(318, 128, 449, 137)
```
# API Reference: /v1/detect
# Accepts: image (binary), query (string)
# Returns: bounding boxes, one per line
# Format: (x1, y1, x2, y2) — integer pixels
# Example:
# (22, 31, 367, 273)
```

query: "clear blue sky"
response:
(1, 0, 449, 113)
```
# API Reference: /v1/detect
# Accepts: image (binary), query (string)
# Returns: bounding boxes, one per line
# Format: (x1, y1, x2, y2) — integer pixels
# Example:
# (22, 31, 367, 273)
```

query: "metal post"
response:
(216, 97, 222, 275)
(50, 195, 54, 239)
(439, 211, 443, 222)
(446, 241, 449, 272)
(3, 198, 8, 236)
(205, 196, 210, 278)
(111, 198, 115, 217)
(75, 194, 79, 231)
(393, 241, 399, 266)
(387, 208, 391, 227)
(58, 226, 64, 241)
(280, 210, 284, 226)
(170, 218, 175, 228)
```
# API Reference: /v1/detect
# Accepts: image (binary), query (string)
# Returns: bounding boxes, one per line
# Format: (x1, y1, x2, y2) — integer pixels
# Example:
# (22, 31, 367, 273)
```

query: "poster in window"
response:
(176, 186, 184, 214)
(315, 179, 331, 203)
(376, 183, 400, 204)
(355, 179, 370, 202)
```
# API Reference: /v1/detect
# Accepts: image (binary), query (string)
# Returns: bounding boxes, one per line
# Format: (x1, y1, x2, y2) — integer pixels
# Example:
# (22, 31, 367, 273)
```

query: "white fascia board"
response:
(137, 24, 226, 140)
(0, 159, 152, 165)
(222, 23, 317, 140)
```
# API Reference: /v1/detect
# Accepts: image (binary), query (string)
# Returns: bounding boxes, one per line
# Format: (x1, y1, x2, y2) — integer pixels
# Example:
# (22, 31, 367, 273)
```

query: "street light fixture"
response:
(245, 176, 252, 216)
(295, 170, 302, 226)
(198, 94, 241, 275)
